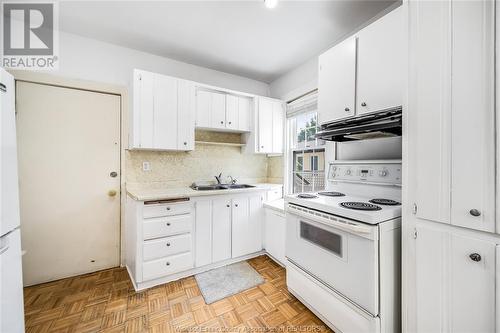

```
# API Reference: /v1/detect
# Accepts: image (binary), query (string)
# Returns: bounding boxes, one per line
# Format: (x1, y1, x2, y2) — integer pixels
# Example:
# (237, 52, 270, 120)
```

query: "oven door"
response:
(286, 205, 379, 316)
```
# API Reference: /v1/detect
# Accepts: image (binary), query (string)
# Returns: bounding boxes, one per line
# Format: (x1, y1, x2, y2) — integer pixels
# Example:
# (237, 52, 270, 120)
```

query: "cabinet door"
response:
(357, 7, 403, 114)
(134, 70, 154, 148)
(450, 234, 496, 332)
(271, 101, 284, 154)
(153, 74, 178, 150)
(450, 0, 495, 233)
(194, 200, 212, 267)
(196, 90, 211, 128)
(257, 98, 273, 153)
(317, 36, 356, 124)
(212, 198, 232, 262)
(210, 92, 226, 129)
(409, 0, 451, 224)
(225, 95, 238, 130)
(264, 209, 285, 265)
(232, 194, 263, 258)
(238, 97, 251, 132)
(177, 80, 195, 150)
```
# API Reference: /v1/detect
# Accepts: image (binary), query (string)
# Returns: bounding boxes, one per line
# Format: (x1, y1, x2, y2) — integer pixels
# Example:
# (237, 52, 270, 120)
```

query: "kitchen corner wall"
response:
(126, 131, 283, 187)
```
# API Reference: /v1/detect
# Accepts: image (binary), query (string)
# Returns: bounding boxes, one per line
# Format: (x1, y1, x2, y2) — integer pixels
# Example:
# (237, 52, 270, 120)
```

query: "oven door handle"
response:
(288, 206, 374, 236)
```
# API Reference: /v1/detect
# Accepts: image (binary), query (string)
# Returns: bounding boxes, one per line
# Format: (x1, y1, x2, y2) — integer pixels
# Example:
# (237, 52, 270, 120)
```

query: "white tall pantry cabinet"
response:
(404, 0, 499, 332)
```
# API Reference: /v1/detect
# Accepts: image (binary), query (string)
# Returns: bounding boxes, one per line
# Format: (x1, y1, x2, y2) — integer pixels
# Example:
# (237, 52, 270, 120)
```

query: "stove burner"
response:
(369, 198, 401, 206)
(317, 191, 345, 197)
(340, 202, 382, 211)
(297, 193, 318, 199)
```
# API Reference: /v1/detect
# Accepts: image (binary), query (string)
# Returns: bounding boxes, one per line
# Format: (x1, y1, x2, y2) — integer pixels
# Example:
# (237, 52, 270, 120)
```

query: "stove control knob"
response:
(379, 170, 388, 177)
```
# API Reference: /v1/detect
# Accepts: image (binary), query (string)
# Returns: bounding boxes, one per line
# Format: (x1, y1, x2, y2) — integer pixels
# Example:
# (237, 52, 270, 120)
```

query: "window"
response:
(286, 92, 325, 194)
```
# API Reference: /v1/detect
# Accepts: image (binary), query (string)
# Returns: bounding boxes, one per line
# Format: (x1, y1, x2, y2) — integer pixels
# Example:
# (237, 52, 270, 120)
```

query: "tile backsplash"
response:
(126, 131, 283, 188)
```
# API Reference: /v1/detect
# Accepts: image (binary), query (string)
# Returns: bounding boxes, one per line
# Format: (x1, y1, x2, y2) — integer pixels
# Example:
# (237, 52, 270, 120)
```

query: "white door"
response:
(225, 95, 238, 130)
(210, 92, 226, 129)
(450, 234, 496, 332)
(238, 96, 251, 131)
(212, 198, 232, 262)
(195, 90, 211, 128)
(153, 74, 178, 150)
(450, 0, 495, 233)
(257, 98, 273, 153)
(318, 36, 357, 124)
(177, 80, 195, 150)
(272, 101, 284, 154)
(357, 7, 403, 114)
(194, 200, 212, 267)
(16, 81, 121, 286)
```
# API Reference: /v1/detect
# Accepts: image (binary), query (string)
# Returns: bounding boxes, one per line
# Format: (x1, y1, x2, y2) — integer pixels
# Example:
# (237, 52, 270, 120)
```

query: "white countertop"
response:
(127, 183, 283, 201)
(263, 199, 285, 213)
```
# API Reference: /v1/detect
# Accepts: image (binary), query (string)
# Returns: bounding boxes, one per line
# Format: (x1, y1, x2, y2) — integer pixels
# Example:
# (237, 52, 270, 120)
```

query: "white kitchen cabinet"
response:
(238, 96, 251, 132)
(318, 36, 356, 124)
(225, 94, 239, 130)
(131, 69, 194, 151)
(210, 92, 227, 129)
(357, 7, 403, 115)
(212, 198, 232, 262)
(232, 194, 263, 258)
(195, 90, 211, 128)
(194, 200, 212, 267)
(264, 208, 286, 265)
(414, 225, 497, 332)
(249, 97, 284, 154)
(408, 0, 495, 232)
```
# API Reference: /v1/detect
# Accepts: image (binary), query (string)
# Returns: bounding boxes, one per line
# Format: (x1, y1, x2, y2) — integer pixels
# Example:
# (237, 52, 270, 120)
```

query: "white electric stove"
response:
(285, 160, 402, 333)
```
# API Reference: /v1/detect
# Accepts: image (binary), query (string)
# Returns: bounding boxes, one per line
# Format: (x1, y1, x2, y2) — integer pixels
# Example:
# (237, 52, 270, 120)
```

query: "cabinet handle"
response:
(166, 222, 171, 227)
(344, 107, 350, 112)
(261, 145, 264, 148)
(469, 253, 481, 262)
(166, 243, 171, 247)
(220, 121, 224, 124)
(166, 262, 170, 266)
(469, 209, 481, 217)
(183, 142, 187, 145)
(166, 207, 171, 211)
(235, 204, 239, 207)
(229, 122, 232, 125)
(226, 204, 230, 208)
(361, 102, 367, 107)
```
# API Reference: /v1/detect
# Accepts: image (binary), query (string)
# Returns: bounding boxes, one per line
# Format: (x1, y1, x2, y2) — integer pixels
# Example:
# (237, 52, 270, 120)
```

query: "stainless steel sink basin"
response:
(190, 184, 255, 191)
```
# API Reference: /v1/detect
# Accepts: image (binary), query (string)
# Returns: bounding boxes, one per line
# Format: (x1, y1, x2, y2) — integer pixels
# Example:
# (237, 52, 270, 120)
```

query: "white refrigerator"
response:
(0, 68, 25, 332)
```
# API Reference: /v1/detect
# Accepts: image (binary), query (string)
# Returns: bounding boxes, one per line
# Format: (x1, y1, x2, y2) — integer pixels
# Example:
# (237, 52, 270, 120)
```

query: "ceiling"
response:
(59, 1, 398, 83)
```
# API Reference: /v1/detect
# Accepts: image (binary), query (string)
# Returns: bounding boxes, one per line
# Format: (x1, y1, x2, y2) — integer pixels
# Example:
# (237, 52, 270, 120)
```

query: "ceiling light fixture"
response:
(264, 0, 278, 9)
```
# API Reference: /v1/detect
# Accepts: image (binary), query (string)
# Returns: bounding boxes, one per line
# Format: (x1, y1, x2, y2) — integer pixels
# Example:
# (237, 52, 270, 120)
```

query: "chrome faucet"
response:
(215, 173, 223, 184)
(227, 176, 237, 184)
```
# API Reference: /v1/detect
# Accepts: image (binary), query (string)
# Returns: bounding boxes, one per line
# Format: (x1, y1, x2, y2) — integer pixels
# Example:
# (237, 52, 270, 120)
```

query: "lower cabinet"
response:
(264, 208, 286, 265)
(194, 192, 264, 268)
(415, 224, 498, 332)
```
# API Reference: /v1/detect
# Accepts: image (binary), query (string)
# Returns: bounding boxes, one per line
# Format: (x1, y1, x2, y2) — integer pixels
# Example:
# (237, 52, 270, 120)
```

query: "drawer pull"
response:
(166, 207, 171, 211)
(166, 222, 171, 226)
(166, 262, 170, 266)
(469, 253, 481, 262)
(166, 243, 171, 247)
(469, 209, 481, 217)
(235, 204, 239, 207)
(226, 204, 230, 208)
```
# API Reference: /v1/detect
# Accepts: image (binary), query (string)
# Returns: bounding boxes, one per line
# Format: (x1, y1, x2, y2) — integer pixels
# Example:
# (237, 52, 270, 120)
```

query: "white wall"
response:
(269, 57, 318, 101)
(54, 32, 270, 95)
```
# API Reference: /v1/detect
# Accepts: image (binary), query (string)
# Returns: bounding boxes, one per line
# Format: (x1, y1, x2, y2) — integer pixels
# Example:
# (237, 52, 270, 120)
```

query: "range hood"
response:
(316, 107, 402, 142)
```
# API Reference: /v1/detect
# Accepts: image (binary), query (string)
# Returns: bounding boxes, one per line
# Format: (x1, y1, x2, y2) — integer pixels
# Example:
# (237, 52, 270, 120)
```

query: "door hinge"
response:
(412, 203, 418, 215)
(413, 228, 418, 239)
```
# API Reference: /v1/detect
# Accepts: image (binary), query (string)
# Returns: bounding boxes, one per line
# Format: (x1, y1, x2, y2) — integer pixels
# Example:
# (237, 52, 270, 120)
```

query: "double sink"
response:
(191, 184, 256, 191)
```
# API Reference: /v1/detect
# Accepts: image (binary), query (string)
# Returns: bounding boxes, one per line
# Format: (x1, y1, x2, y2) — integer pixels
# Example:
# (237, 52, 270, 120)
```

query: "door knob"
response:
(110, 171, 118, 178)
(469, 253, 481, 262)
(108, 190, 117, 197)
(361, 102, 367, 107)
(469, 209, 481, 217)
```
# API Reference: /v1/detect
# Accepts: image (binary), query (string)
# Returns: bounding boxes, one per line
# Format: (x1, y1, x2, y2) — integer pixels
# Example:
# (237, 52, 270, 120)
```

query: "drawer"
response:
(143, 214, 192, 240)
(143, 202, 191, 218)
(143, 234, 192, 261)
(143, 252, 193, 281)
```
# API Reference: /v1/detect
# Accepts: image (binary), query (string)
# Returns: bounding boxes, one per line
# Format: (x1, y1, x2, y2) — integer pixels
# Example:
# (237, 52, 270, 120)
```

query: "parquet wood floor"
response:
(23, 255, 332, 333)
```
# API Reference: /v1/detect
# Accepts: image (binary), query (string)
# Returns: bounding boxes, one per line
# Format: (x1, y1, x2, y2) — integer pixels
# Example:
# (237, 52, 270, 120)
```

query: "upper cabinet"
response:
(130, 69, 195, 151)
(195, 89, 252, 132)
(318, 37, 357, 124)
(251, 97, 284, 154)
(356, 6, 404, 115)
(408, 0, 495, 233)
(318, 7, 403, 124)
